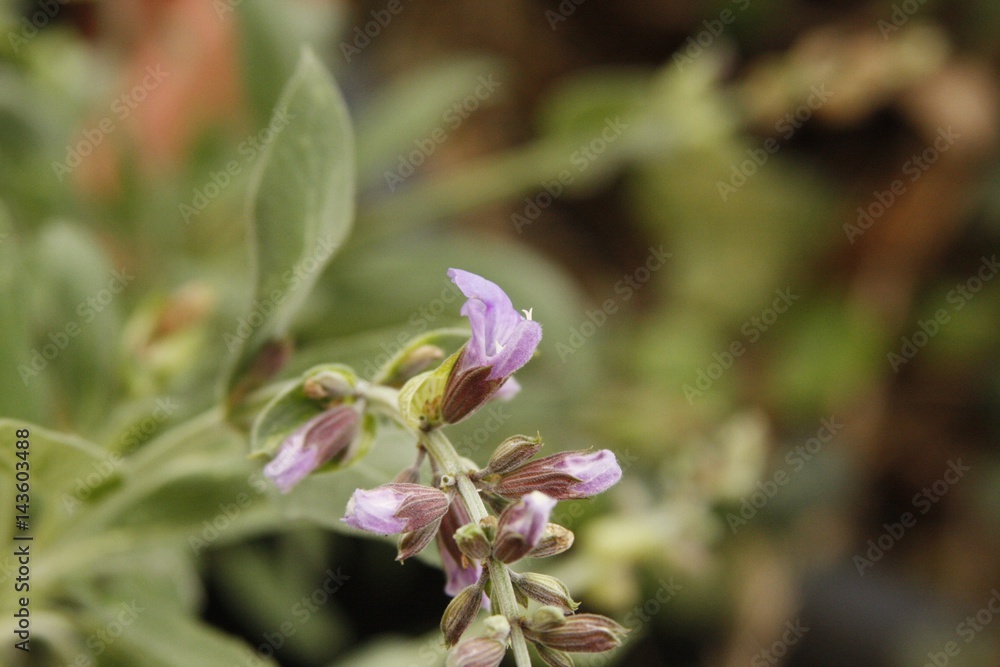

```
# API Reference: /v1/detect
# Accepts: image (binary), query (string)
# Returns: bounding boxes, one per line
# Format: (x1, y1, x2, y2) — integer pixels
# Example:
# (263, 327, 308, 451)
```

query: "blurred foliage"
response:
(1, 0, 1000, 666)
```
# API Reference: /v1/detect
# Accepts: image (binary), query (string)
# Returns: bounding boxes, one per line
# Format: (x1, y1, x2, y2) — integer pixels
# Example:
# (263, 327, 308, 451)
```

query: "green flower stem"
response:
(419, 428, 532, 667)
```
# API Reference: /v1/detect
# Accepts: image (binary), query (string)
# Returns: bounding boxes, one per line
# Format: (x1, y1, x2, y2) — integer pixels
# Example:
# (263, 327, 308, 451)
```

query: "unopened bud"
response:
(527, 523, 574, 559)
(397, 518, 443, 561)
(442, 578, 488, 647)
(493, 492, 556, 563)
(388, 344, 446, 387)
(485, 435, 543, 476)
(526, 606, 567, 632)
(530, 614, 628, 653)
(302, 366, 355, 400)
(511, 572, 579, 612)
(454, 522, 491, 561)
(446, 637, 506, 667)
(482, 615, 511, 642)
(533, 644, 573, 667)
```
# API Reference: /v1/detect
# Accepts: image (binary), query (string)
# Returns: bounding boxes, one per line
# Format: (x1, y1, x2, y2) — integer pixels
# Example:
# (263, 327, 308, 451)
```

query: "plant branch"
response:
(419, 428, 532, 667)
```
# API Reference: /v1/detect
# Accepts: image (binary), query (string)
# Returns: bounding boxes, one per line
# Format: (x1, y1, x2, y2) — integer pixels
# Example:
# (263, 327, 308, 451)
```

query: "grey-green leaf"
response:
(224, 47, 355, 405)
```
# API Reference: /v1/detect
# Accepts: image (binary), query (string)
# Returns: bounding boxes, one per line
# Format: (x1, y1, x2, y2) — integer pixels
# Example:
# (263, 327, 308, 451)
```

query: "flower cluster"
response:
(261, 269, 626, 666)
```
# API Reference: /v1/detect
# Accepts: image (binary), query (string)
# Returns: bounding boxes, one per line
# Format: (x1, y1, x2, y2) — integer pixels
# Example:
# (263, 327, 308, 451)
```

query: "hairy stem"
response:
(420, 428, 532, 667)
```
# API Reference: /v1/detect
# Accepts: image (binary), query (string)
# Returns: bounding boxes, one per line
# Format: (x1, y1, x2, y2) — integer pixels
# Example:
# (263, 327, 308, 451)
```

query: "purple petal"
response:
(485, 319, 542, 380)
(491, 376, 521, 402)
(263, 406, 359, 493)
(441, 542, 483, 597)
(501, 492, 556, 547)
(343, 487, 407, 534)
(448, 269, 542, 380)
(263, 437, 321, 493)
(557, 450, 622, 497)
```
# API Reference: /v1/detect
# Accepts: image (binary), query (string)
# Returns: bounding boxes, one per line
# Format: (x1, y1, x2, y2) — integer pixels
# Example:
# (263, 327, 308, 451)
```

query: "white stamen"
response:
(522, 308, 533, 321)
(495, 341, 505, 354)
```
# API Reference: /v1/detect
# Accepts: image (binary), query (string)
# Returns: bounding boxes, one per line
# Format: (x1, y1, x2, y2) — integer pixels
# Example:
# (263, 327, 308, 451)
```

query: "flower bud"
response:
(494, 450, 622, 500)
(387, 344, 446, 387)
(396, 519, 443, 561)
(263, 405, 360, 493)
(530, 614, 628, 653)
(493, 492, 557, 563)
(526, 606, 567, 632)
(446, 637, 506, 667)
(342, 483, 449, 535)
(484, 435, 543, 476)
(526, 524, 575, 559)
(511, 572, 579, 612)
(533, 644, 573, 667)
(441, 576, 488, 648)
(454, 522, 492, 561)
(302, 366, 355, 400)
(482, 615, 511, 642)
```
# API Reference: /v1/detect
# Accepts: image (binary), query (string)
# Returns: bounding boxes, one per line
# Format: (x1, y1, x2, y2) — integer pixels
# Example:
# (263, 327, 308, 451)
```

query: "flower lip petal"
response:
(342, 487, 407, 534)
(447, 269, 542, 380)
(558, 450, 622, 497)
(263, 438, 319, 493)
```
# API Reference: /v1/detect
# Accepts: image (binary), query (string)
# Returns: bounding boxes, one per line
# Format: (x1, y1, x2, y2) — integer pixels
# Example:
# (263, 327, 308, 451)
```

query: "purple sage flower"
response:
(493, 491, 557, 563)
(495, 449, 622, 500)
(437, 497, 484, 597)
(263, 405, 360, 493)
(441, 269, 541, 423)
(343, 483, 450, 535)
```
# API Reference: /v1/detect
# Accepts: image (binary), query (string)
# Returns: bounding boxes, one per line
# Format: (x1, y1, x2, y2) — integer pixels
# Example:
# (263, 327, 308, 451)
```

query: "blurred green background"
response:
(2, 0, 1000, 665)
